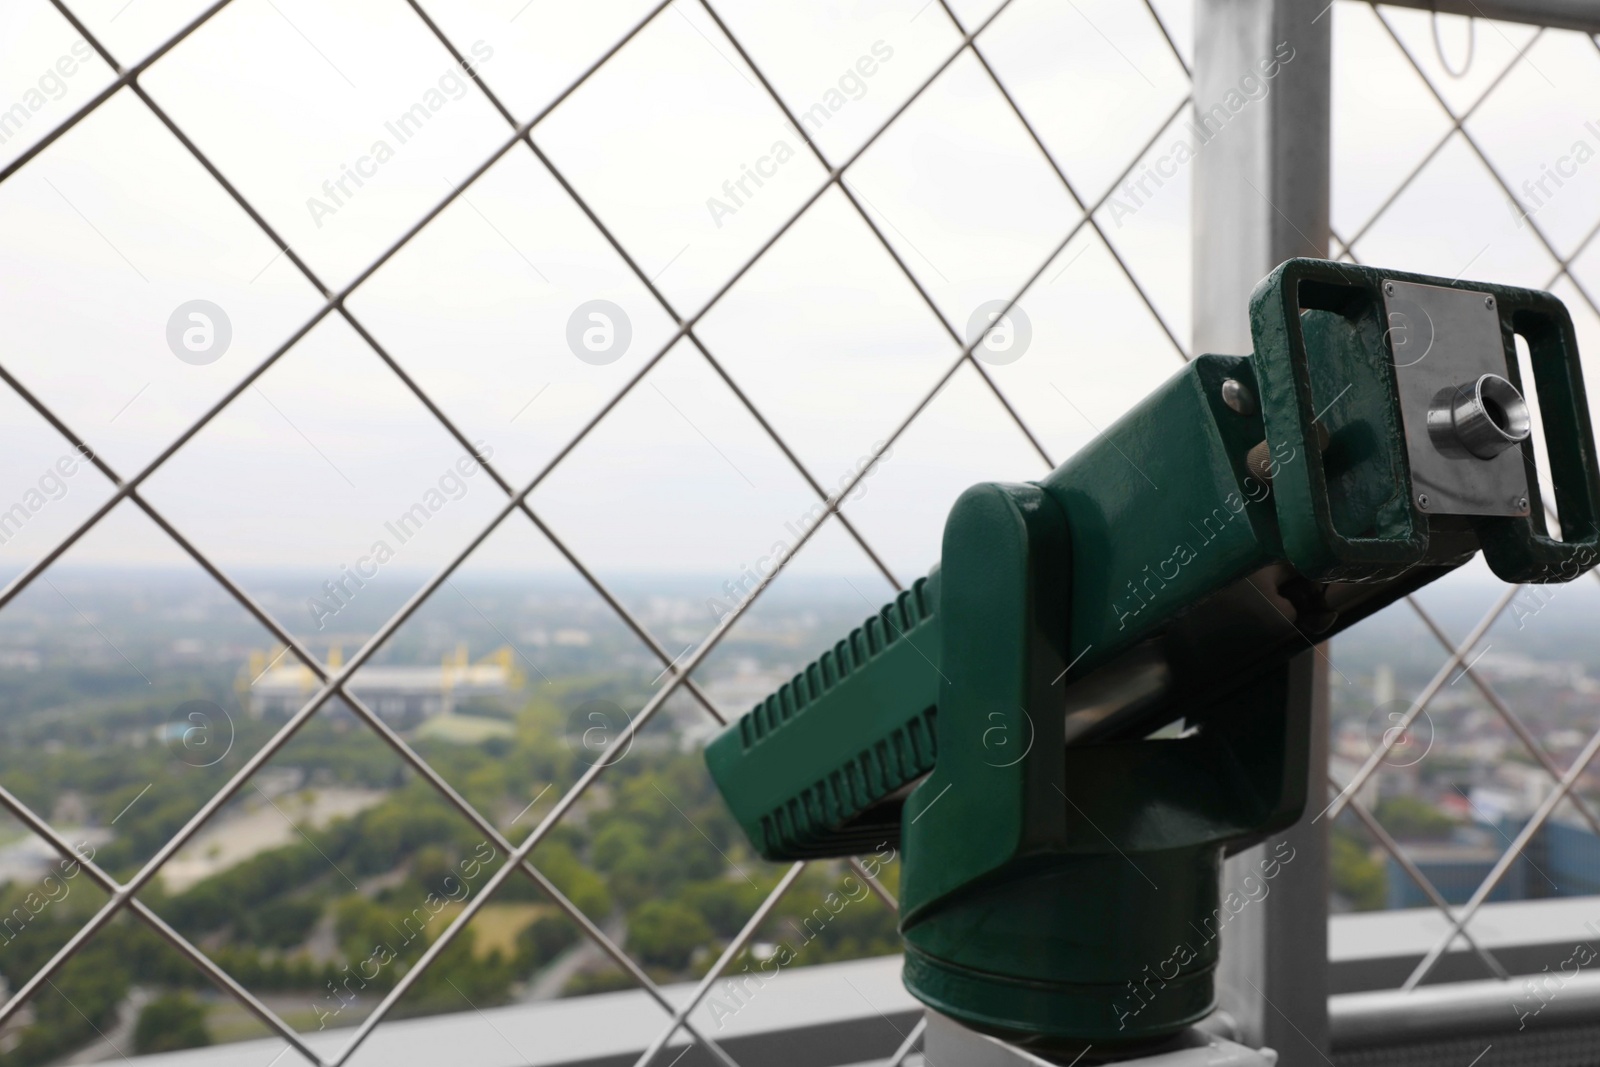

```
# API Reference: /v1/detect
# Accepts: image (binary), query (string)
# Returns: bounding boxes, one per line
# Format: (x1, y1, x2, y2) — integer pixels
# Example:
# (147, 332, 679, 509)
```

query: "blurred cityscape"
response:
(0, 565, 1597, 1061)
(0, 568, 902, 1063)
(1327, 579, 1600, 914)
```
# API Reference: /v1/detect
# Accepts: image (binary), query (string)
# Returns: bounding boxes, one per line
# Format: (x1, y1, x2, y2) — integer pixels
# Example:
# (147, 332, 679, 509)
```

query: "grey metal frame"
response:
(1377, 0, 1600, 34)
(1332, 971, 1600, 1048)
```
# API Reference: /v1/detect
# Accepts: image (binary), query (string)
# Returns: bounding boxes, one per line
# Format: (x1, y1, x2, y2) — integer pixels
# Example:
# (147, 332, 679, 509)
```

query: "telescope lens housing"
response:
(1427, 373, 1531, 460)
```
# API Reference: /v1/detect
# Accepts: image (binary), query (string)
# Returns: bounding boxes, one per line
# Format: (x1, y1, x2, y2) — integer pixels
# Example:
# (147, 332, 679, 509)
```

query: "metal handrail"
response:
(1373, 0, 1600, 34)
(1331, 972, 1600, 1049)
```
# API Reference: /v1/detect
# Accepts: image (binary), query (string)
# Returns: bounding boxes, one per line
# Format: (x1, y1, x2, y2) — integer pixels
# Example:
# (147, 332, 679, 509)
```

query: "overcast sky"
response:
(1, 0, 1598, 631)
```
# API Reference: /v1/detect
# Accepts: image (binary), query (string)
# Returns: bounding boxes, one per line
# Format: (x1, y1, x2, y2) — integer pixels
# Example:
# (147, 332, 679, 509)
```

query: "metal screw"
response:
(1516, 496, 1528, 510)
(1384, 282, 1395, 296)
(1486, 296, 1495, 309)
(1417, 493, 1430, 510)
(1220, 378, 1258, 416)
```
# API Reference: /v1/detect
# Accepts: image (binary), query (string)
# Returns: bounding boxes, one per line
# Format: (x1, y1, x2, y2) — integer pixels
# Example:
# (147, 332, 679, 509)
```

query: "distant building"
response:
(1529, 814, 1600, 897)
(247, 644, 520, 725)
(1384, 840, 1525, 909)
(1385, 808, 1600, 909)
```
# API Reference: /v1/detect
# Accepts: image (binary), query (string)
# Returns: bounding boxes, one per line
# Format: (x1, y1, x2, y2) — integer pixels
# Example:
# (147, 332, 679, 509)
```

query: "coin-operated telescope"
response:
(704, 260, 1600, 1060)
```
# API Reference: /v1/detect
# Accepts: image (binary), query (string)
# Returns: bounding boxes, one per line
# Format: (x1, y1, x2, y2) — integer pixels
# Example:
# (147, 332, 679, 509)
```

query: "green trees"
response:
(0, 915, 204, 1067)
(1373, 796, 1461, 841)
(680, 880, 769, 940)
(0, 673, 910, 1063)
(518, 913, 580, 968)
(133, 994, 211, 1055)
(626, 900, 713, 971)
(404, 936, 519, 1009)
(531, 841, 612, 918)
(1331, 832, 1387, 911)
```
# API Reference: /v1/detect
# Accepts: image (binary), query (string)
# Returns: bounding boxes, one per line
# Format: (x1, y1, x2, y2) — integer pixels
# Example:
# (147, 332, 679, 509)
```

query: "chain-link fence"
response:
(0, 1, 1195, 1063)
(1322, 1, 1600, 997)
(4, 0, 1600, 1063)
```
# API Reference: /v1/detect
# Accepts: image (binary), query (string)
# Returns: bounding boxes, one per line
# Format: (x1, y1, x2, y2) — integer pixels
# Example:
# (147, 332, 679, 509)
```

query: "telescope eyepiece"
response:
(1427, 372, 1531, 460)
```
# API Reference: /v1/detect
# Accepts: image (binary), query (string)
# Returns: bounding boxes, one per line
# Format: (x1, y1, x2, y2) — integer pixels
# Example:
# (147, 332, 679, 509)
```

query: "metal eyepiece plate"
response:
(1382, 279, 1532, 517)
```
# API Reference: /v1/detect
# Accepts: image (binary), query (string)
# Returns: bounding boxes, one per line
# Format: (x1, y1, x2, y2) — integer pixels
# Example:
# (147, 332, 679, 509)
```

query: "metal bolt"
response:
(1486, 296, 1495, 309)
(1516, 496, 1528, 510)
(1220, 378, 1258, 416)
(1417, 493, 1430, 510)
(1384, 282, 1396, 296)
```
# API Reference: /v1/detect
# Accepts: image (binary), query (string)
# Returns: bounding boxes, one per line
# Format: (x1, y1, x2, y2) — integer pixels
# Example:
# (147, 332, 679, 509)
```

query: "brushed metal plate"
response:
(1381, 279, 1531, 518)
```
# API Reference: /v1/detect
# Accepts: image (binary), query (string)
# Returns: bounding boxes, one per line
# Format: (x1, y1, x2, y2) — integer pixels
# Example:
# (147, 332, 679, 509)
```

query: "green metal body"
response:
(704, 260, 1600, 1053)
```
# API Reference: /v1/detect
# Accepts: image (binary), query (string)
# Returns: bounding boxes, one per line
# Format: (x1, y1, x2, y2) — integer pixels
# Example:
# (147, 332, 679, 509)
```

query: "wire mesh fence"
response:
(4, 0, 1600, 1062)
(0, 0, 1193, 1063)
(1322, 1, 1600, 996)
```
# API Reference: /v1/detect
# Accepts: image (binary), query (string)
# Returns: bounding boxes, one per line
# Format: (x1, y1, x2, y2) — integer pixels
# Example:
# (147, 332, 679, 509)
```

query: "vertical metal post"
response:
(1217, 652, 1332, 1058)
(1193, 0, 1331, 354)
(1193, 0, 1332, 1059)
